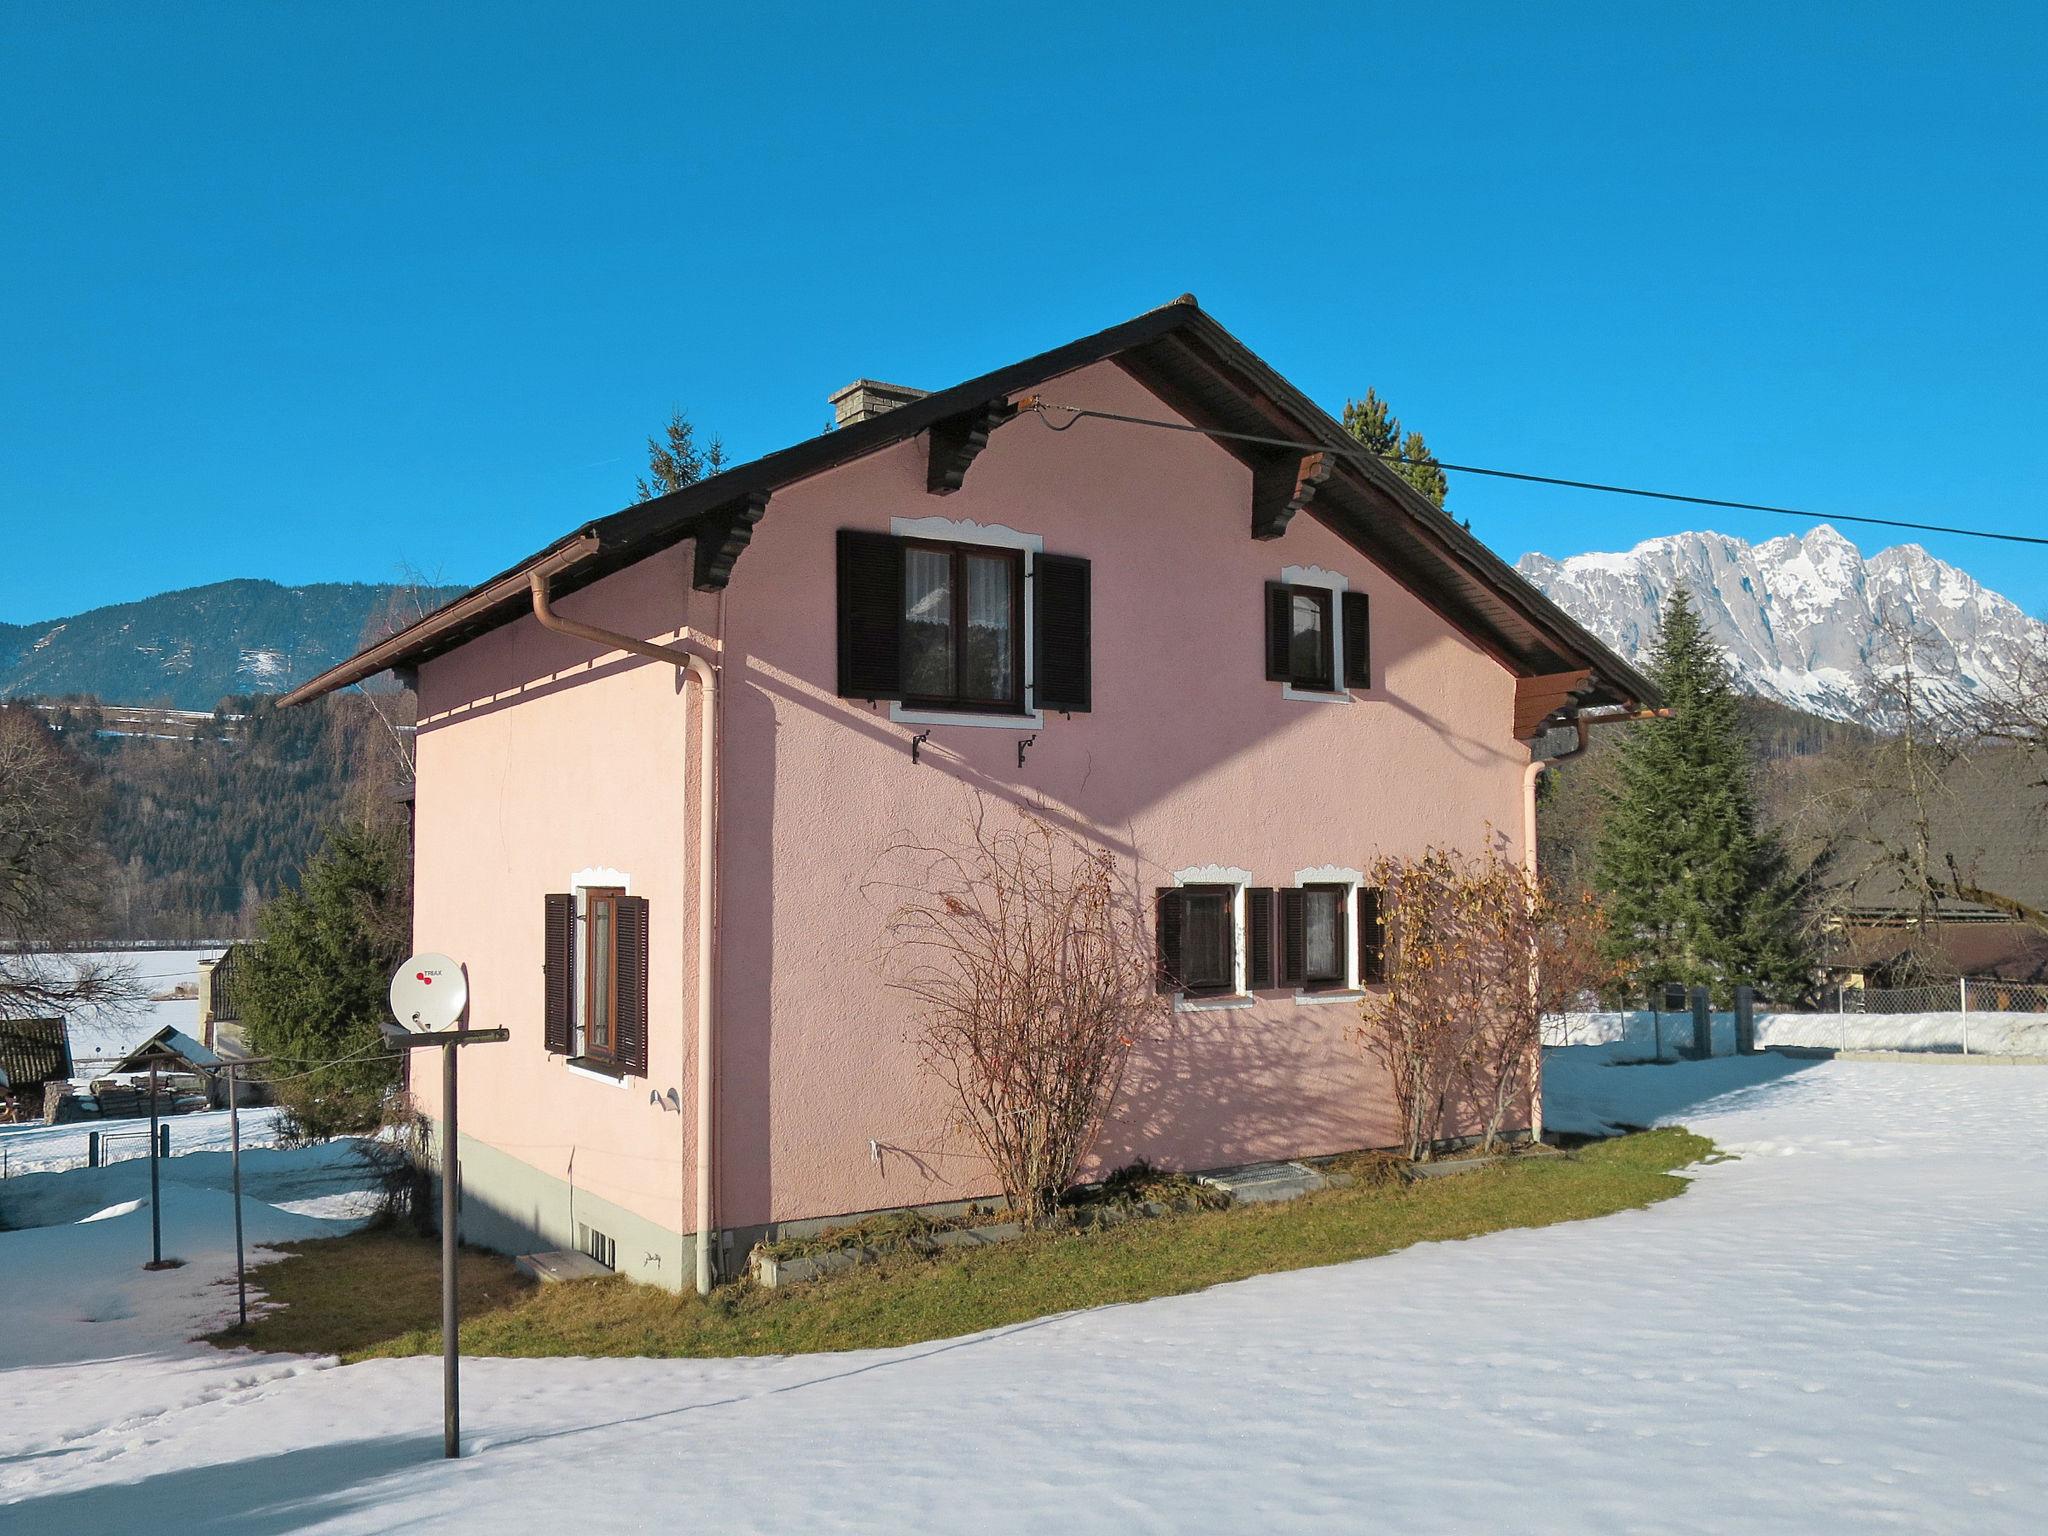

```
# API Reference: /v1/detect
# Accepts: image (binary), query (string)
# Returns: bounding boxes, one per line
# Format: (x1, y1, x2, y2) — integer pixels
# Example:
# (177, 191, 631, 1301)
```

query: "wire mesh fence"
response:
(1836, 978, 2048, 1014)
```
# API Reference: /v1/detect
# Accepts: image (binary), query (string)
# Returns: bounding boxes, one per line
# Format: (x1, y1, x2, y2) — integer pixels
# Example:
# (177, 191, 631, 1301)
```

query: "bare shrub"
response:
(1360, 843, 1626, 1157)
(1357, 847, 1488, 1160)
(877, 803, 1165, 1226)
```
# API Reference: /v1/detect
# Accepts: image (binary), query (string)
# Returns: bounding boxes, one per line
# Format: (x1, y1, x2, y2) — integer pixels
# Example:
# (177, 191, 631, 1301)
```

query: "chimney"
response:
(828, 378, 926, 429)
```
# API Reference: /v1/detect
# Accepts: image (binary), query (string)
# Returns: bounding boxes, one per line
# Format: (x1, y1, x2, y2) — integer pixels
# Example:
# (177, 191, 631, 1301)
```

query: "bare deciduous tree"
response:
(0, 705, 139, 1022)
(1794, 617, 2048, 970)
(877, 803, 1164, 1225)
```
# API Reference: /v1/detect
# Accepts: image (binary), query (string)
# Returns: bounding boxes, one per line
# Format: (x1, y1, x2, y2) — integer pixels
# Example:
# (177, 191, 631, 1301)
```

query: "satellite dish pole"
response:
(386, 952, 505, 1459)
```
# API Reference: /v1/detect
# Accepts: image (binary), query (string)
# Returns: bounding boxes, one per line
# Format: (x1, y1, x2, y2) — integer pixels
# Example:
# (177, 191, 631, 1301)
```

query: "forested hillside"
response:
(31, 692, 411, 939)
(0, 579, 460, 710)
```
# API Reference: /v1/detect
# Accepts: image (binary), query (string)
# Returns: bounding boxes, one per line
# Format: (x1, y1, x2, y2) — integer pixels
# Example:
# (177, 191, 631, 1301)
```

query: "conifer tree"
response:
(635, 407, 726, 501)
(1340, 387, 1448, 509)
(1593, 589, 1811, 1002)
(238, 823, 408, 1136)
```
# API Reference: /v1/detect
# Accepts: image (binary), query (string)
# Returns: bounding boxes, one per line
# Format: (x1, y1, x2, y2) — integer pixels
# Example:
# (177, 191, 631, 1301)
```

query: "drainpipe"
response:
(529, 572, 721, 1296)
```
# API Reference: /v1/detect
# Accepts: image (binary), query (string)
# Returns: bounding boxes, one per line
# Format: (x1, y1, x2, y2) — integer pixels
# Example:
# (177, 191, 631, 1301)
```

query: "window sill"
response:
(1294, 989, 1366, 1006)
(890, 702, 1044, 731)
(1280, 685, 1353, 705)
(1174, 992, 1255, 1013)
(566, 1057, 634, 1087)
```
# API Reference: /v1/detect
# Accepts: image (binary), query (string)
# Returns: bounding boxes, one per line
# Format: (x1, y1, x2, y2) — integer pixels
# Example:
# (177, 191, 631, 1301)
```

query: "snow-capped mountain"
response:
(1517, 525, 2046, 721)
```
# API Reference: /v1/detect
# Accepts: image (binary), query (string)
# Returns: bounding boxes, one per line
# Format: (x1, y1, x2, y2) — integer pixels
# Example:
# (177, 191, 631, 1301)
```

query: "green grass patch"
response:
(206, 1225, 535, 1359)
(210, 1127, 1713, 1365)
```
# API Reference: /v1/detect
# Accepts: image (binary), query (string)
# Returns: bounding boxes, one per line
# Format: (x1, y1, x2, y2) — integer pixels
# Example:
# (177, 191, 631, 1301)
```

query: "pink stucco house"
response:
(289, 297, 1651, 1291)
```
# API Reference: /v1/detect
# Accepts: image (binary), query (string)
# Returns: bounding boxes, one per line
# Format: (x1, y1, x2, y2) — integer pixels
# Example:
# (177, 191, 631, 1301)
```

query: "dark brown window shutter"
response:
(614, 895, 650, 1075)
(1265, 581, 1291, 681)
(1246, 887, 1276, 989)
(1358, 886, 1387, 983)
(543, 892, 575, 1054)
(1033, 552, 1092, 713)
(1155, 887, 1182, 994)
(1342, 590, 1371, 689)
(1280, 888, 1307, 987)
(837, 529, 905, 699)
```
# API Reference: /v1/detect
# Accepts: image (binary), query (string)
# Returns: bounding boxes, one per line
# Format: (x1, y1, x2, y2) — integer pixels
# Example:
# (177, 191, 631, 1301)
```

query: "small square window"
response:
(1267, 582, 1339, 692)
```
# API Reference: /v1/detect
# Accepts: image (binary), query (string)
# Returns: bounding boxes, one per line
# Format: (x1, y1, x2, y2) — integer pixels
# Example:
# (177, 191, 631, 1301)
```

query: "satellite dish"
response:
(390, 953, 469, 1033)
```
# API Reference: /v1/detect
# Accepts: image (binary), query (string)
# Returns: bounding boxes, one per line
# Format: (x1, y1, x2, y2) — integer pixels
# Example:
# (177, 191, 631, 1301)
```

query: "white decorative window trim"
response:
(1293, 864, 1365, 998)
(887, 514, 1045, 730)
(1170, 864, 1253, 1011)
(568, 867, 633, 1060)
(891, 514, 1043, 555)
(1277, 564, 1355, 705)
(568, 1060, 633, 1089)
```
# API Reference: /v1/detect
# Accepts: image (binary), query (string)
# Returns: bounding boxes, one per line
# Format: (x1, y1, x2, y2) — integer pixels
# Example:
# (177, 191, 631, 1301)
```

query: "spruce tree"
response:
(1593, 589, 1811, 1002)
(635, 407, 726, 501)
(1341, 388, 1448, 509)
(238, 822, 408, 1136)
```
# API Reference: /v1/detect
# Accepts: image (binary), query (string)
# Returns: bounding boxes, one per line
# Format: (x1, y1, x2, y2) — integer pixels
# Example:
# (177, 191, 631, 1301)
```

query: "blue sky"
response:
(3, 2, 2043, 624)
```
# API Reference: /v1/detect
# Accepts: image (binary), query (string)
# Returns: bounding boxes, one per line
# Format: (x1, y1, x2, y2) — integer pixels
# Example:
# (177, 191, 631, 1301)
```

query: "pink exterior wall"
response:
(412, 358, 1531, 1250)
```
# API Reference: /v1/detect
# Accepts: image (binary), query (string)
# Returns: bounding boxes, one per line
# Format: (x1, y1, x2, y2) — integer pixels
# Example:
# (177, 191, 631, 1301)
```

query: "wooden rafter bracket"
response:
(926, 399, 1018, 495)
(1250, 451, 1333, 540)
(1513, 668, 1597, 740)
(691, 489, 772, 591)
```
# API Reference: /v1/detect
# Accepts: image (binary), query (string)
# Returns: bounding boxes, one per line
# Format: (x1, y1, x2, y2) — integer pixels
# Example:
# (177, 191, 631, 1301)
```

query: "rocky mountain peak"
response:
(1517, 526, 2044, 721)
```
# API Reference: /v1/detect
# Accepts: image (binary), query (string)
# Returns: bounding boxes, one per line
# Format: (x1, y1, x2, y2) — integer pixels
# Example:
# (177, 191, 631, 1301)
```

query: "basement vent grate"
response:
(577, 1224, 617, 1271)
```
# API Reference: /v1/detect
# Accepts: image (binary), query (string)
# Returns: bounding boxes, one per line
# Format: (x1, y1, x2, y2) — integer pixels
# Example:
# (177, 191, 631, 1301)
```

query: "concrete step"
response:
(515, 1249, 613, 1284)
(1195, 1160, 1327, 1205)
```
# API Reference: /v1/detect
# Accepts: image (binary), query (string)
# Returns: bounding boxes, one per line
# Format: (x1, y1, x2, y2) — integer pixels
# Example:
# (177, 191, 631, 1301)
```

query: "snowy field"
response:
(0, 1104, 290, 1177)
(4, 1054, 2046, 1532)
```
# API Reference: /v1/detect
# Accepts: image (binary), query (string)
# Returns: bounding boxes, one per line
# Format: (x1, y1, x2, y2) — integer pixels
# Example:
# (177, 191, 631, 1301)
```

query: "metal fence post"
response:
(1735, 985, 1756, 1053)
(147, 1062, 163, 1267)
(1690, 986, 1712, 1058)
(228, 1063, 247, 1327)
(1960, 976, 1971, 1056)
(88, 1130, 101, 1168)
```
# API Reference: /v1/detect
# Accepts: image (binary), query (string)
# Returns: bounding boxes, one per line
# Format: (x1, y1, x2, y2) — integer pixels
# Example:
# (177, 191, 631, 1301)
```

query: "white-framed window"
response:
(888, 515, 1043, 729)
(1159, 864, 1254, 1012)
(1266, 564, 1370, 702)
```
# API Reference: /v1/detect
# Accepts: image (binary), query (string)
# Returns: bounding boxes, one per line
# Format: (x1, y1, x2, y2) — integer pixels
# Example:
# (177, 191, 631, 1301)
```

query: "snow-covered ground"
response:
(1549, 1007, 2048, 1057)
(0, 1104, 289, 1177)
(4, 1055, 2046, 1532)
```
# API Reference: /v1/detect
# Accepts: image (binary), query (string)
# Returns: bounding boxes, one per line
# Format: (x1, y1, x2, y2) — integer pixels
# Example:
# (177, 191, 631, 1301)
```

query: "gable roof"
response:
(282, 297, 1656, 712)
(113, 1025, 222, 1073)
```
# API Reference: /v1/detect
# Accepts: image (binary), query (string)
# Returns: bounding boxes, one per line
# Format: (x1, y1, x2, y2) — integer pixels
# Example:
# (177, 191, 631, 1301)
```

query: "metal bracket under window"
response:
(1016, 733, 1037, 768)
(911, 728, 932, 764)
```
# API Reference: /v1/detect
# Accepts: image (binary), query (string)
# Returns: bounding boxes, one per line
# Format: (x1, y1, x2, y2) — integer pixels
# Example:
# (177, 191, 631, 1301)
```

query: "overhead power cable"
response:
(1020, 400, 2048, 549)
